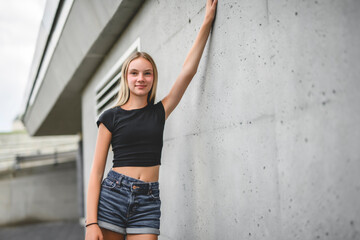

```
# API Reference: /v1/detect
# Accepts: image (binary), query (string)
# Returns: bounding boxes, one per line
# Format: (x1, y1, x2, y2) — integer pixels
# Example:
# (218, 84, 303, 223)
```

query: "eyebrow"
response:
(129, 68, 153, 72)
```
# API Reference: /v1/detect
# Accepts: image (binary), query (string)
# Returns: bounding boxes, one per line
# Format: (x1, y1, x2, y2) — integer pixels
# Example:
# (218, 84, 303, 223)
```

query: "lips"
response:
(135, 85, 147, 88)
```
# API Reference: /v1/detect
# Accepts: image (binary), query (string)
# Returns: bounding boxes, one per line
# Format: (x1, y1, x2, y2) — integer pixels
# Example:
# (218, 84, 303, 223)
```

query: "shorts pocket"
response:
(101, 178, 117, 189)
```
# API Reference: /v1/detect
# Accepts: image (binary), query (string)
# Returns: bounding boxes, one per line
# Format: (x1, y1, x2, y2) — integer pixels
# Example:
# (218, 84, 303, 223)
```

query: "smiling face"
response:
(127, 57, 154, 99)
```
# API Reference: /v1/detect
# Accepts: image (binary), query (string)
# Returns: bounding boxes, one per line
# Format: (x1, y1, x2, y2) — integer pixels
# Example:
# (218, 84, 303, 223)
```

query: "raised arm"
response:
(162, 0, 218, 120)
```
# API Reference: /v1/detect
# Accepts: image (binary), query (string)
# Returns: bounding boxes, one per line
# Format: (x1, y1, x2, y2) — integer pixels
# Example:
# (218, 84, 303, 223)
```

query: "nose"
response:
(137, 73, 145, 82)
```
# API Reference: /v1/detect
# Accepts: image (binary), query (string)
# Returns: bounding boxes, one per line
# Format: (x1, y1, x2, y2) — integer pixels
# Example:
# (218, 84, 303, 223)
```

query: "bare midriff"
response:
(112, 165, 160, 183)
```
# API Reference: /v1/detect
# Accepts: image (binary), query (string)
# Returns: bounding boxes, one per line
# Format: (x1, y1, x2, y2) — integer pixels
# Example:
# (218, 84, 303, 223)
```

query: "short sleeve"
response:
(154, 101, 165, 123)
(96, 108, 115, 133)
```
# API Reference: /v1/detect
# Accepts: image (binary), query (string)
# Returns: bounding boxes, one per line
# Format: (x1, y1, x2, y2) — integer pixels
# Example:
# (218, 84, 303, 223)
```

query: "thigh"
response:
(100, 227, 125, 240)
(127, 234, 158, 240)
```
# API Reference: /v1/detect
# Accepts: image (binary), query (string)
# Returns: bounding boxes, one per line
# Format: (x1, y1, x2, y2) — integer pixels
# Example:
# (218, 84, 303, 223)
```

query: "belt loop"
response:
(117, 175, 123, 186)
(148, 183, 152, 195)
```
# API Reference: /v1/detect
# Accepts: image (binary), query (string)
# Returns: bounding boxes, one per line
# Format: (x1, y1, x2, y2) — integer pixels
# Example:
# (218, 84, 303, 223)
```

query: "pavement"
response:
(0, 220, 84, 240)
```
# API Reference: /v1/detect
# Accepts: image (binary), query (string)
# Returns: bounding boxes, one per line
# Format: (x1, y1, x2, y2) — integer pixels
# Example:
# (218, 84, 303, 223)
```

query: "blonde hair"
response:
(114, 52, 158, 107)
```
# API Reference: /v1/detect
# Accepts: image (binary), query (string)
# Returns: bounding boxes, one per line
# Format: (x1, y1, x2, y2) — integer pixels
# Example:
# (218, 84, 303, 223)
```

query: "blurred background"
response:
(1, 0, 360, 240)
(0, 0, 83, 239)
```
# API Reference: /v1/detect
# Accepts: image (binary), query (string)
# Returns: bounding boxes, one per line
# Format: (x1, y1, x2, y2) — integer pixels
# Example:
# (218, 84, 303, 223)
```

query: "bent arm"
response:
(85, 123, 111, 225)
(162, 0, 218, 120)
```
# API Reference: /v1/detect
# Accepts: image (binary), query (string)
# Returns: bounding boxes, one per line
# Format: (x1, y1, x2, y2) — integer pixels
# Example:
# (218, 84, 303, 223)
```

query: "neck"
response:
(122, 95, 148, 109)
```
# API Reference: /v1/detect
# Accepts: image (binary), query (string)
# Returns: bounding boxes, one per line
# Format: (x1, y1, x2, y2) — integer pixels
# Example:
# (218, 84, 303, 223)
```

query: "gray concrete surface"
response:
(0, 161, 78, 225)
(0, 220, 84, 240)
(81, 1, 360, 239)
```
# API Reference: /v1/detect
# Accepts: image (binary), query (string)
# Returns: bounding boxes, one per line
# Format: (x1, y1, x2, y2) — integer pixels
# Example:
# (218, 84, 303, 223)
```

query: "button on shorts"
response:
(97, 170, 161, 235)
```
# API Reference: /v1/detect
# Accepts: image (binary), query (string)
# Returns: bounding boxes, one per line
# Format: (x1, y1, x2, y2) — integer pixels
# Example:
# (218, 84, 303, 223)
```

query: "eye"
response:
(145, 72, 152, 75)
(130, 72, 137, 75)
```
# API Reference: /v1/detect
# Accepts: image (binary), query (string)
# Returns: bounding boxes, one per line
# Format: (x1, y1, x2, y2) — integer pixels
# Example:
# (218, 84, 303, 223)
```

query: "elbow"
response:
(187, 71, 197, 79)
(182, 65, 197, 79)
(190, 69, 197, 77)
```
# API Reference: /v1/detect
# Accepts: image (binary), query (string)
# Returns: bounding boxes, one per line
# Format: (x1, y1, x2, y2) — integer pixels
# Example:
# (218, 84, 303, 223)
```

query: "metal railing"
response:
(14, 149, 78, 170)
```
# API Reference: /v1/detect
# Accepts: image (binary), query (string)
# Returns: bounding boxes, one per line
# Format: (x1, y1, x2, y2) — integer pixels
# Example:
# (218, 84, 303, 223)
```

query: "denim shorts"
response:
(97, 170, 161, 235)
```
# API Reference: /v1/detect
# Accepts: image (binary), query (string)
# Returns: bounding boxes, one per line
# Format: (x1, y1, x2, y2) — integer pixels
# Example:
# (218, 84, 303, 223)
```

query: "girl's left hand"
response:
(204, 0, 218, 23)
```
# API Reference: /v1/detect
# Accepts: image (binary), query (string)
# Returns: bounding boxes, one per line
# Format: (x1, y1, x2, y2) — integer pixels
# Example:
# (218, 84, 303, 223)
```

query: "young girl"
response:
(85, 1, 218, 239)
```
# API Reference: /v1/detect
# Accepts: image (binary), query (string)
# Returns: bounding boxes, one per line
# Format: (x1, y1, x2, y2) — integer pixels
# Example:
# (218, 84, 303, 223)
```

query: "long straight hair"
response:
(114, 52, 158, 107)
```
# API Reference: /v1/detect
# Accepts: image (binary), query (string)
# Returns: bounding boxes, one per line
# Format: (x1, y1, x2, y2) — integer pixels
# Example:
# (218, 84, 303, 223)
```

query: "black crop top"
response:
(96, 101, 165, 167)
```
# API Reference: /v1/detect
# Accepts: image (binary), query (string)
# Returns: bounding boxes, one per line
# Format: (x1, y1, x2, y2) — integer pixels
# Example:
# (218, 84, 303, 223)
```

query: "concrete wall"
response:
(0, 162, 78, 226)
(82, 1, 360, 239)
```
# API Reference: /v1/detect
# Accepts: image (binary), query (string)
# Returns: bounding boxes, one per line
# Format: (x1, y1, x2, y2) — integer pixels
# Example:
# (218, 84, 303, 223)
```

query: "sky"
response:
(0, 0, 46, 132)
